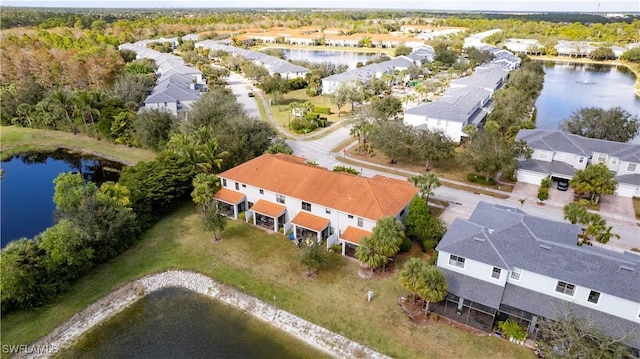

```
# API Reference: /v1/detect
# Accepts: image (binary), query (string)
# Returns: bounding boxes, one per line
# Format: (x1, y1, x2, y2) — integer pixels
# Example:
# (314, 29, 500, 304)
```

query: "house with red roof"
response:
(214, 153, 418, 255)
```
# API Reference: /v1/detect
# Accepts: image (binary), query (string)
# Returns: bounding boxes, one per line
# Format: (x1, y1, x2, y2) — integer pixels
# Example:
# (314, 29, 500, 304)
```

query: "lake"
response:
(56, 287, 331, 359)
(0, 150, 123, 247)
(279, 48, 381, 69)
(534, 61, 640, 143)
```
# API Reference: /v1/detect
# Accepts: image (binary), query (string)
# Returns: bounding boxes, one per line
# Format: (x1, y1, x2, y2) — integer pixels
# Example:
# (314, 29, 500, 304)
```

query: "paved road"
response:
(226, 72, 260, 119)
(287, 124, 640, 252)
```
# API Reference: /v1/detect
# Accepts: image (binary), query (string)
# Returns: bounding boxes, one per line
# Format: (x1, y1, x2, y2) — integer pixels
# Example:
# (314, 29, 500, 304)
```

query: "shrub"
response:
(287, 77, 308, 90)
(466, 173, 496, 186)
(303, 112, 320, 121)
(290, 118, 318, 133)
(540, 177, 551, 189)
(333, 165, 359, 175)
(498, 319, 527, 341)
(399, 236, 412, 253)
(537, 187, 549, 201)
(313, 105, 331, 114)
(329, 243, 343, 254)
(631, 248, 640, 253)
(427, 252, 438, 265)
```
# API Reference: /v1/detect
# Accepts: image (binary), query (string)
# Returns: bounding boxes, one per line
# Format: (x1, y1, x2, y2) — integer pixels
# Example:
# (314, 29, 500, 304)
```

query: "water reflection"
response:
(279, 48, 381, 69)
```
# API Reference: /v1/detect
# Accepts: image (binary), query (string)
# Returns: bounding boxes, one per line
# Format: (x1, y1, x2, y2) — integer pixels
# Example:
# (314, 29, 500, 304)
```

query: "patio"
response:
(429, 294, 496, 333)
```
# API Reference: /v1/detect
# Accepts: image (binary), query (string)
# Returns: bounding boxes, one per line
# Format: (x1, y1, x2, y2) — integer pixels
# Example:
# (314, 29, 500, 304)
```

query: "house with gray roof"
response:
(437, 201, 640, 349)
(515, 129, 640, 198)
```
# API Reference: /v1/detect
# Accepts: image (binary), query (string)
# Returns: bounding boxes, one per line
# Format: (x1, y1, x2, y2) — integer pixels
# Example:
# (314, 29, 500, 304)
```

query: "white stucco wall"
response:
(437, 251, 507, 286)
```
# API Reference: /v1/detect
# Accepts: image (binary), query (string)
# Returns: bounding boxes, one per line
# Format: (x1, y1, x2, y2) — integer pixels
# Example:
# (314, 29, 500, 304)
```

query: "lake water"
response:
(534, 61, 640, 142)
(0, 150, 122, 247)
(56, 287, 331, 359)
(279, 48, 381, 69)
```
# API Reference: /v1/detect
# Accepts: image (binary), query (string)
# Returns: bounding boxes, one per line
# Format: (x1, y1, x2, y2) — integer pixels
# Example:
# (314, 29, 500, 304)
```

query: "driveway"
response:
(511, 182, 574, 210)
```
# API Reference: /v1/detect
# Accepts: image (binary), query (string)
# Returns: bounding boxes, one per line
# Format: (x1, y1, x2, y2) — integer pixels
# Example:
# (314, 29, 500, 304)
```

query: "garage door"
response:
(517, 170, 547, 185)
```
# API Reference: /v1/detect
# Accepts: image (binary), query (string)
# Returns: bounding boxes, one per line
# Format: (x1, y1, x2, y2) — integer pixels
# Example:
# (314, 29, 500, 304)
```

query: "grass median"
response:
(1, 204, 533, 359)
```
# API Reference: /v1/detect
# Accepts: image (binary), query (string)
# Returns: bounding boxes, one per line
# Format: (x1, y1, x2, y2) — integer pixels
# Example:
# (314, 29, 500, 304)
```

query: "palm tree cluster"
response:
(399, 258, 448, 314)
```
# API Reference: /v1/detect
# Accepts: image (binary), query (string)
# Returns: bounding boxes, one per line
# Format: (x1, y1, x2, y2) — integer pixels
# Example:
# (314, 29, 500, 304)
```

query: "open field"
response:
(0, 126, 156, 165)
(1, 204, 533, 359)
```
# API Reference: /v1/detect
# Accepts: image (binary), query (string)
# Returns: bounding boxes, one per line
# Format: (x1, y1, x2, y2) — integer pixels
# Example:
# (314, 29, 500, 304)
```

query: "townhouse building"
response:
(213, 154, 418, 255)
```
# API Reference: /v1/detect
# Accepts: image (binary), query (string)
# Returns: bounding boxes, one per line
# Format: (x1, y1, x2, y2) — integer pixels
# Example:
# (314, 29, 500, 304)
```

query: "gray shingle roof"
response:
(438, 201, 640, 304)
(616, 173, 640, 186)
(516, 129, 640, 163)
(441, 268, 505, 308)
(517, 159, 577, 178)
(501, 283, 640, 348)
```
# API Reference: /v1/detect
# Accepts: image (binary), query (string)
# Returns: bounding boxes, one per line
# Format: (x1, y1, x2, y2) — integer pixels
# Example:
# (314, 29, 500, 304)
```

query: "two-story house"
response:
(213, 154, 418, 255)
(436, 201, 640, 350)
(515, 129, 640, 197)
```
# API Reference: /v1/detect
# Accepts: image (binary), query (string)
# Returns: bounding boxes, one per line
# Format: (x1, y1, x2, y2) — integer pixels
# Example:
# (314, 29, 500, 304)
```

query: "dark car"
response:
(557, 180, 569, 191)
(247, 92, 254, 97)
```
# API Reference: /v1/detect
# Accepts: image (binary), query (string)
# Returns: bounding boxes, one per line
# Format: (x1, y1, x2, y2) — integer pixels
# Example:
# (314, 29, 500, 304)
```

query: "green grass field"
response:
(1, 204, 533, 359)
(0, 126, 155, 164)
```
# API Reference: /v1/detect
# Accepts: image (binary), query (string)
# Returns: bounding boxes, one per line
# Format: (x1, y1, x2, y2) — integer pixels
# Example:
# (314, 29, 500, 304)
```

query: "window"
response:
(235, 183, 239, 190)
(596, 153, 607, 162)
(587, 290, 600, 304)
(492, 267, 501, 279)
(276, 194, 285, 204)
(325, 208, 331, 214)
(610, 158, 618, 165)
(348, 214, 354, 219)
(242, 184, 246, 188)
(578, 157, 585, 164)
(539, 151, 549, 160)
(555, 281, 576, 296)
(449, 255, 465, 268)
(628, 163, 638, 172)
(259, 189, 264, 194)
(222, 179, 227, 187)
(400, 209, 405, 216)
(357, 217, 363, 227)
(302, 202, 311, 211)
(510, 267, 521, 280)
(248, 202, 253, 209)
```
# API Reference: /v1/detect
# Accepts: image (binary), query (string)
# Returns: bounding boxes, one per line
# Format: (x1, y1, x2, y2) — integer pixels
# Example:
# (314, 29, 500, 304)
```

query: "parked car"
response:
(247, 92, 254, 97)
(557, 180, 569, 191)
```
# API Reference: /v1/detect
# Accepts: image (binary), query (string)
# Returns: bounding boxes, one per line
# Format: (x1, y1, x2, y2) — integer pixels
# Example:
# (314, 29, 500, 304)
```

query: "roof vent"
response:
(474, 237, 486, 242)
(620, 265, 635, 272)
(487, 229, 494, 234)
(539, 244, 551, 250)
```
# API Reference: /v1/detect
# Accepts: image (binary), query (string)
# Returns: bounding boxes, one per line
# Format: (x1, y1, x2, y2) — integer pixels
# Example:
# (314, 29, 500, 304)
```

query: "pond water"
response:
(56, 287, 331, 359)
(279, 48, 381, 69)
(534, 61, 640, 143)
(0, 150, 123, 247)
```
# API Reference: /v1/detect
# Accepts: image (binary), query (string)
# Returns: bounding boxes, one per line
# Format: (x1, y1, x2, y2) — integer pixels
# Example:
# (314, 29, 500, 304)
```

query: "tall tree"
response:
(412, 128, 456, 169)
(409, 173, 441, 205)
(569, 163, 617, 205)
(463, 129, 533, 179)
(418, 266, 448, 314)
(369, 216, 406, 271)
(327, 83, 352, 117)
(201, 206, 228, 242)
(191, 173, 220, 212)
(370, 120, 414, 164)
(405, 195, 431, 242)
(133, 109, 176, 150)
(560, 107, 640, 143)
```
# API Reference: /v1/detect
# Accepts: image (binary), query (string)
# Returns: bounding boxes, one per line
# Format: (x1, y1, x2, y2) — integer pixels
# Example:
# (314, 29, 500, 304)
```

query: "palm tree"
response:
(563, 202, 588, 225)
(191, 173, 220, 212)
(370, 216, 405, 271)
(197, 139, 229, 174)
(72, 90, 100, 137)
(399, 258, 427, 303)
(409, 174, 441, 206)
(418, 266, 448, 314)
(47, 89, 77, 134)
(355, 236, 387, 274)
(594, 225, 620, 244)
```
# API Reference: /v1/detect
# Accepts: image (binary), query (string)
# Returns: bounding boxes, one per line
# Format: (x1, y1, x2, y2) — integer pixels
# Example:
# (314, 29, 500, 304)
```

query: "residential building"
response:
(213, 154, 418, 255)
(503, 38, 545, 54)
(515, 129, 640, 198)
(436, 201, 640, 350)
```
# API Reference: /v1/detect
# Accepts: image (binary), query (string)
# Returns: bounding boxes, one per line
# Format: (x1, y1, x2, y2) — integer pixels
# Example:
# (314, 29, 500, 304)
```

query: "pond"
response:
(56, 287, 331, 359)
(0, 149, 123, 247)
(533, 61, 640, 143)
(278, 48, 382, 69)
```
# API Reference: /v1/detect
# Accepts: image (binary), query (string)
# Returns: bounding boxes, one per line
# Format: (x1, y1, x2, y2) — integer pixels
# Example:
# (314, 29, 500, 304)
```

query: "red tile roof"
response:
(219, 154, 418, 220)
(340, 226, 372, 244)
(214, 188, 246, 204)
(250, 199, 287, 218)
(291, 211, 330, 232)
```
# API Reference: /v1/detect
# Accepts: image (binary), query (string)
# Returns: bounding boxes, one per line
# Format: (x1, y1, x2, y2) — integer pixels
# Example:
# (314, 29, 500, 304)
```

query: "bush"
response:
(541, 177, 551, 189)
(427, 252, 438, 265)
(467, 173, 496, 186)
(303, 112, 320, 121)
(498, 319, 527, 341)
(537, 187, 549, 201)
(290, 118, 318, 134)
(399, 236, 412, 253)
(313, 105, 331, 114)
(287, 77, 308, 90)
(329, 243, 342, 254)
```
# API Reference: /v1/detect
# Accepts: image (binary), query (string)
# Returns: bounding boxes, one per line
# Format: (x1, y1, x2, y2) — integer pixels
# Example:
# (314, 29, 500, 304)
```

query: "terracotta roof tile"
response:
(214, 188, 246, 204)
(341, 226, 372, 244)
(250, 199, 287, 218)
(291, 212, 330, 232)
(219, 154, 418, 220)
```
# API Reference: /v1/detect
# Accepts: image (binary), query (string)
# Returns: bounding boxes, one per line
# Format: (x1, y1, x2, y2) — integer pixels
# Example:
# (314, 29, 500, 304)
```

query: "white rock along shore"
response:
(15, 270, 392, 359)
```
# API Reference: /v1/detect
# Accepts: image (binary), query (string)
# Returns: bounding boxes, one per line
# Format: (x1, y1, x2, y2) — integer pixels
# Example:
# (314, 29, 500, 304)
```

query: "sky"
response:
(1, 0, 638, 12)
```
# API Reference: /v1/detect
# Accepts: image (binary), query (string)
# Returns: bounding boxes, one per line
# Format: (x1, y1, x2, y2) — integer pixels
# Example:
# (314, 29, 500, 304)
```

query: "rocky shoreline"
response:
(16, 270, 391, 359)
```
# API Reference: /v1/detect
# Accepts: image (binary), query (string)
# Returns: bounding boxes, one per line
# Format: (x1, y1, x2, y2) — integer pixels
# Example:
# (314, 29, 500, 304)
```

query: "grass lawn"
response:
(0, 126, 156, 164)
(268, 89, 353, 135)
(2, 204, 533, 359)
